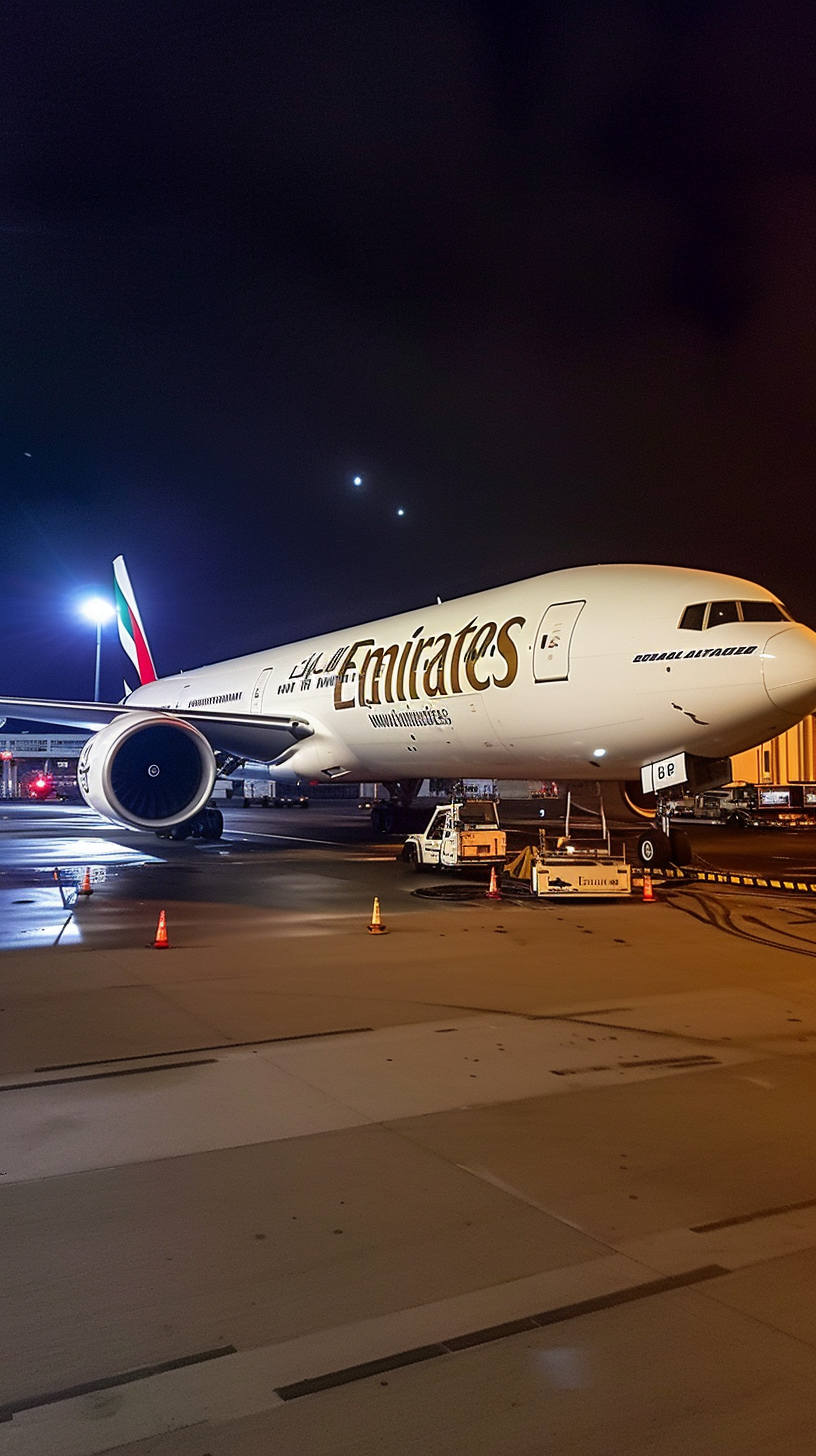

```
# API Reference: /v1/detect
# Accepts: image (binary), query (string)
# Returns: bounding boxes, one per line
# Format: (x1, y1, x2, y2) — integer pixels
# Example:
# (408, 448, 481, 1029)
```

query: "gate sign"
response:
(641, 753, 687, 794)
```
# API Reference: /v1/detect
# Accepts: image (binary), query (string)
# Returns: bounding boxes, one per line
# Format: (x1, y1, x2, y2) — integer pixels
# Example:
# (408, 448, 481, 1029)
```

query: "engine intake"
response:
(78, 712, 216, 829)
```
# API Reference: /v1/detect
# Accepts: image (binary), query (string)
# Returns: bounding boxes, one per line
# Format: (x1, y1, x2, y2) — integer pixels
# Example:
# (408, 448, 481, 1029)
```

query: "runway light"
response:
(397, 508, 405, 517)
(592, 748, 606, 757)
(353, 475, 362, 486)
(80, 596, 115, 625)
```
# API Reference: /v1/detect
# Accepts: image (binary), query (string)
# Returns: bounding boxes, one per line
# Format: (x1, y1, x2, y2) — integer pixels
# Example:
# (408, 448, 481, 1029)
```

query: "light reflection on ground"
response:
(2, 837, 160, 867)
(0, 887, 84, 947)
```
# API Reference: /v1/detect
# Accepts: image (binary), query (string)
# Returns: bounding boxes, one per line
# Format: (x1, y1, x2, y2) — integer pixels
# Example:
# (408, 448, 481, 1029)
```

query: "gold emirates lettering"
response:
(334, 616, 525, 710)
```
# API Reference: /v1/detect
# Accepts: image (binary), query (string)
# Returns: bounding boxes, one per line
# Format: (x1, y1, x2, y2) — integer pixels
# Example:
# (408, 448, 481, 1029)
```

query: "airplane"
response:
(3, 557, 816, 865)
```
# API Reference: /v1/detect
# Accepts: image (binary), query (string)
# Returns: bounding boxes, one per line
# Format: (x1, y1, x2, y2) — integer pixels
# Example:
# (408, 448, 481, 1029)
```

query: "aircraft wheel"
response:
(669, 827, 693, 866)
(168, 820, 193, 841)
(371, 802, 395, 838)
(637, 826, 672, 868)
(202, 808, 224, 840)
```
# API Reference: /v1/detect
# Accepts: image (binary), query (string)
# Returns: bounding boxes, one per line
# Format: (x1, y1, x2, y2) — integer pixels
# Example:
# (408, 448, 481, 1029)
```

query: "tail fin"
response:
(113, 556, 158, 685)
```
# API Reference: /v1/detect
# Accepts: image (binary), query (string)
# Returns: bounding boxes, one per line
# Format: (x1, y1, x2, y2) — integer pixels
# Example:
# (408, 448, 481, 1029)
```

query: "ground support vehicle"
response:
(665, 783, 816, 830)
(402, 800, 507, 872)
(528, 790, 632, 898)
(531, 846, 631, 897)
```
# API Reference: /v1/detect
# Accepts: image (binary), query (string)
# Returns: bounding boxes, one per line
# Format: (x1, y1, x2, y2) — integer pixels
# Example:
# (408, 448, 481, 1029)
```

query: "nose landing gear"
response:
(637, 801, 692, 868)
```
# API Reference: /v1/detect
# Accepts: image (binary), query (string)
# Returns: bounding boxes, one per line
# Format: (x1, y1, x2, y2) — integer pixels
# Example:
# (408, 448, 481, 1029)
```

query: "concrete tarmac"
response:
(3, 803, 816, 1453)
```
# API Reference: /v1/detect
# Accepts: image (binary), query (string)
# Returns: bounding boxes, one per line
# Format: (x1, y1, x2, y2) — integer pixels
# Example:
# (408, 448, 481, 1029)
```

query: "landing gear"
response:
(155, 806, 224, 842)
(669, 827, 692, 865)
(370, 779, 423, 839)
(636, 795, 693, 868)
(200, 807, 224, 840)
(371, 801, 396, 837)
(636, 825, 672, 868)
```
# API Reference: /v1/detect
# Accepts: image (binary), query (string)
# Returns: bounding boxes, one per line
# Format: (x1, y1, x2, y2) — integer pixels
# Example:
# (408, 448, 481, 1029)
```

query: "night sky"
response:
(2, 1, 814, 707)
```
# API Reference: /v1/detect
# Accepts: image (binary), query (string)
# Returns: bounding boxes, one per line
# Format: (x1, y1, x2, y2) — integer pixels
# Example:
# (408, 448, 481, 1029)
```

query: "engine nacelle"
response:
(78, 712, 217, 830)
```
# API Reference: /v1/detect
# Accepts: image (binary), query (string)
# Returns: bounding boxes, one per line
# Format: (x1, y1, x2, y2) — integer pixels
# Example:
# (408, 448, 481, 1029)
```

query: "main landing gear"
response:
(155, 806, 224, 841)
(370, 779, 424, 838)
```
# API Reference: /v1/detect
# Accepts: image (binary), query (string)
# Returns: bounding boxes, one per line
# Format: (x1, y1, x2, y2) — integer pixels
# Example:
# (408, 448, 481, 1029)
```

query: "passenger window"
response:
(679, 603, 706, 630)
(739, 600, 788, 623)
(707, 601, 739, 628)
(426, 815, 444, 841)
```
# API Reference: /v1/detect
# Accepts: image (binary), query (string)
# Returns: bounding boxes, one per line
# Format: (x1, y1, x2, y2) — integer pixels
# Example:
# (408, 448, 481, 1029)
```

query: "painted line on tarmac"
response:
(0, 1259, 725, 1451)
(234, 830, 350, 847)
(0, 1346, 235, 1423)
(36, 1025, 375, 1073)
(276, 1266, 726, 1400)
(0, 1059, 217, 1093)
(634, 867, 816, 895)
(11, 1186, 816, 1450)
(691, 1194, 816, 1233)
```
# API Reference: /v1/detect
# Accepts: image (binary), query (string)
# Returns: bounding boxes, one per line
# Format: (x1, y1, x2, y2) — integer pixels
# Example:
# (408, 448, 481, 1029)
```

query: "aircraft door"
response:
(533, 601, 585, 682)
(250, 667, 274, 714)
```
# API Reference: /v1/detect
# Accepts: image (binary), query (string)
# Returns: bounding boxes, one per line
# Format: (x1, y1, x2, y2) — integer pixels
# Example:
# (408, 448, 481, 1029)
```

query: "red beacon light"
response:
(28, 771, 54, 800)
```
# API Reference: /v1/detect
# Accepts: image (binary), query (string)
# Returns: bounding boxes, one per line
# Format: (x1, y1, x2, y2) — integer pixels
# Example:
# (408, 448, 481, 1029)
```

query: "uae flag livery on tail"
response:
(113, 555, 157, 686)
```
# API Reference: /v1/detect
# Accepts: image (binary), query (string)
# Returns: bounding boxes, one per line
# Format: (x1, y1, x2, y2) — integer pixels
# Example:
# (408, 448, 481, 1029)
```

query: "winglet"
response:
(113, 556, 157, 685)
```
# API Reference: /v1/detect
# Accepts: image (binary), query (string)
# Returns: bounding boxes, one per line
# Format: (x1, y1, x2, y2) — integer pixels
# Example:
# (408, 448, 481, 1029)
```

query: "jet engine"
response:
(77, 712, 216, 830)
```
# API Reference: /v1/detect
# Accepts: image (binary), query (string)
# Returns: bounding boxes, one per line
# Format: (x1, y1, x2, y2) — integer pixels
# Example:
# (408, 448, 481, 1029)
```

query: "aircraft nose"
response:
(762, 626, 816, 714)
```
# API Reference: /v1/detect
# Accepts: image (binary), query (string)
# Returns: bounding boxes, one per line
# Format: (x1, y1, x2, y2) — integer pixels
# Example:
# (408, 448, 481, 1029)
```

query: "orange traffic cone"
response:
(486, 866, 502, 900)
(153, 909, 170, 948)
(368, 896, 388, 934)
(78, 866, 93, 897)
(642, 872, 655, 903)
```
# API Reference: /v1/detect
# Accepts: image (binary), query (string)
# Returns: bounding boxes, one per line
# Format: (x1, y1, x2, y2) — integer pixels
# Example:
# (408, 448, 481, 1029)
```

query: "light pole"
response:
(80, 597, 116, 702)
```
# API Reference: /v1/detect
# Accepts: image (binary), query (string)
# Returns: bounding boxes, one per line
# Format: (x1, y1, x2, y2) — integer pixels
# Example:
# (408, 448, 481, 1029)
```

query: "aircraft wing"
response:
(0, 697, 129, 731)
(0, 697, 314, 759)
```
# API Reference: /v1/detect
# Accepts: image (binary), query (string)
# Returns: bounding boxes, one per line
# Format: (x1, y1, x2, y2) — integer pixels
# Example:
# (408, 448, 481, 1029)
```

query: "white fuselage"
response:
(126, 564, 816, 784)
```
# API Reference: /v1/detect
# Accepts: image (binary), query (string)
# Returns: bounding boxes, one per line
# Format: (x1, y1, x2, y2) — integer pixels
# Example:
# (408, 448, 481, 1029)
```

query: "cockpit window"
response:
(679, 599, 790, 630)
(708, 600, 740, 628)
(739, 600, 788, 623)
(679, 603, 706, 630)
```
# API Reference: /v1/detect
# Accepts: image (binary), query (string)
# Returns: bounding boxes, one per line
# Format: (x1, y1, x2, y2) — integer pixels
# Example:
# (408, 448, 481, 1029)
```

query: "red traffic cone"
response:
(642, 872, 656, 903)
(78, 866, 93, 897)
(486, 866, 502, 900)
(368, 896, 388, 934)
(153, 909, 170, 948)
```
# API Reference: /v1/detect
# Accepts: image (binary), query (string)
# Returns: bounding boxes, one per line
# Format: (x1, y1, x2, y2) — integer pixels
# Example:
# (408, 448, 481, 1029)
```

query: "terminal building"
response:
(731, 716, 816, 786)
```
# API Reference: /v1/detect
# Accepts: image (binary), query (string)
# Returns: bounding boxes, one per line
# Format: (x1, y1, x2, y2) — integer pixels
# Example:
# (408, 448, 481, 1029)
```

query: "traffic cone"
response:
(153, 909, 170, 948)
(368, 896, 388, 934)
(642, 872, 656, 903)
(486, 866, 502, 900)
(78, 866, 93, 897)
